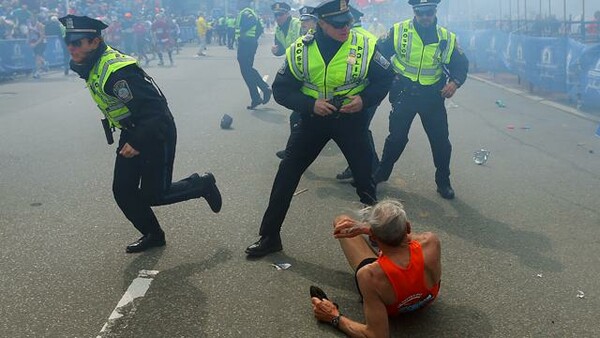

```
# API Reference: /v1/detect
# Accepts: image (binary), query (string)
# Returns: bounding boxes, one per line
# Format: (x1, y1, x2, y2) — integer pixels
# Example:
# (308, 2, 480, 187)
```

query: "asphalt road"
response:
(1, 39, 599, 338)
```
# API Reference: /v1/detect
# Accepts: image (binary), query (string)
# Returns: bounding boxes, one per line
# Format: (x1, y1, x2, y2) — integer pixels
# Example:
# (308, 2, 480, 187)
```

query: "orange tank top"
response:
(377, 240, 440, 316)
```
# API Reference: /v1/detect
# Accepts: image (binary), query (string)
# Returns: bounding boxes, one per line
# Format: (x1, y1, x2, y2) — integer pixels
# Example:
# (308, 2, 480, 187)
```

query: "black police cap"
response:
(315, 0, 353, 24)
(271, 2, 291, 13)
(59, 15, 108, 43)
(349, 6, 364, 20)
(408, 0, 441, 9)
(299, 6, 317, 21)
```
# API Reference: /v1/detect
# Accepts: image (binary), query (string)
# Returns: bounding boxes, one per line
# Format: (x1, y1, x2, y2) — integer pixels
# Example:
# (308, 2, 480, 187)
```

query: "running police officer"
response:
(59, 15, 222, 253)
(271, 2, 301, 57)
(245, 0, 394, 257)
(374, 0, 468, 199)
(235, 0, 271, 110)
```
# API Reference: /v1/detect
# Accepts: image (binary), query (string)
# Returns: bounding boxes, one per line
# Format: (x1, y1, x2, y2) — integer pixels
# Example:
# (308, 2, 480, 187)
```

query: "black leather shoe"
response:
(336, 166, 353, 180)
(436, 185, 455, 199)
(126, 231, 166, 253)
(245, 235, 282, 257)
(200, 172, 222, 213)
(262, 87, 272, 104)
(246, 100, 262, 110)
(275, 150, 286, 159)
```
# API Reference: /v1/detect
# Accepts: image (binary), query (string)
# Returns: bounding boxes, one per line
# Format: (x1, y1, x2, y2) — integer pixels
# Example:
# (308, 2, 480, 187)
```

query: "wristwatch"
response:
(331, 315, 341, 328)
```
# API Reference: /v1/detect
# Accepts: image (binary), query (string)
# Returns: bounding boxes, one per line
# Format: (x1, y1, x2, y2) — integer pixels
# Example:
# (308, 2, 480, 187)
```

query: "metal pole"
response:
(500, 0, 503, 21)
(563, 0, 567, 35)
(517, 0, 520, 30)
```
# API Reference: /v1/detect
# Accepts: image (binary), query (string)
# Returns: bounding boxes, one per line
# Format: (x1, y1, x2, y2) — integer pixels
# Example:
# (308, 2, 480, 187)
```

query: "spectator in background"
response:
(11, 3, 33, 38)
(28, 14, 46, 79)
(0, 15, 15, 39)
(196, 12, 207, 57)
(586, 10, 600, 41)
(44, 15, 69, 75)
(121, 12, 135, 54)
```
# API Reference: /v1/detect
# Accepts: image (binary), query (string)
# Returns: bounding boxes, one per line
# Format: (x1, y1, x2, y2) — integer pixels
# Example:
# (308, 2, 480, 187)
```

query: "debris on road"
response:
(507, 124, 515, 130)
(220, 114, 233, 129)
(271, 263, 291, 270)
(293, 188, 309, 196)
(473, 149, 490, 165)
(520, 124, 532, 130)
(577, 290, 585, 299)
(495, 99, 506, 108)
(536, 273, 543, 278)
(595, 124, 600, 138)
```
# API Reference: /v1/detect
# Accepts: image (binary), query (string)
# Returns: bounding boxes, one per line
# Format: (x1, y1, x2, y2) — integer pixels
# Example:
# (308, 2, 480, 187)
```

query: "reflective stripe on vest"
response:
(286, 31, 375, 100)
(391, 20, 456, 85)
(275, 17, 301, 48)
(352, 25, 377, 42)
(235, 7, 258, 38)
(87, 47, 138, 129)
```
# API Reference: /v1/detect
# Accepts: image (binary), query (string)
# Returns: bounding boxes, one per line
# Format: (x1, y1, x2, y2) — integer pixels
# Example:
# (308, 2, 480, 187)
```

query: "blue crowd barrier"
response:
(454, 28, 600, 108)
(0, 36, 66, 75)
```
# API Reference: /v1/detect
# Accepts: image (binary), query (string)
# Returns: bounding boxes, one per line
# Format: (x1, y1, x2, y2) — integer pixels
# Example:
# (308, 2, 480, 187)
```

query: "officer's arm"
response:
(360, 46, 395, 109)
(376, 27, 396, 59)
(104, 65, 170, 151)
(272, 60, 316, 115)
(272, 37, 285, 56)
(446, 44, 469, 87)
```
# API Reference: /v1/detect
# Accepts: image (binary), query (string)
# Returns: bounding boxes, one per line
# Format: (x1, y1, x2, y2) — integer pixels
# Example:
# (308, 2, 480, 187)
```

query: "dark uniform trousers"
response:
(378, 91, 452, 186)
(259, 111, 377, 237)
(237, 38, 269, 103)
(112, 122, 205, 235)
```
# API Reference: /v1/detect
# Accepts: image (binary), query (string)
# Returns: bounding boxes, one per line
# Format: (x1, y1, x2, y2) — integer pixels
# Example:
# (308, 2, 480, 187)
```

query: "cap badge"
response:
(340, 0, 348, 11)
(66, 18, 74, 29)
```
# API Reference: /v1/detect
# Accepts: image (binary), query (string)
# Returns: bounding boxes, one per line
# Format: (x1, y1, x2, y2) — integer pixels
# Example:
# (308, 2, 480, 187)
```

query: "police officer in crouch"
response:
(245, 0, 394, 257)
(374, 0, 468, 199)
(59, 15, 222, 253)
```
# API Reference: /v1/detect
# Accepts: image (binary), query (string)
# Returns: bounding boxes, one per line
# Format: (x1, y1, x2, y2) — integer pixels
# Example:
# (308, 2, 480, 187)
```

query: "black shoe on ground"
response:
(245, 235, 282, 257)
(436, 185, 455, 199)
(275, 150, 286, 159)
(199, 172, 222, 213)
(126, 231, 166, 253)
(262, 88, 272, 105)
(246, 100, 262, 110)
(336, 166, 353, 180)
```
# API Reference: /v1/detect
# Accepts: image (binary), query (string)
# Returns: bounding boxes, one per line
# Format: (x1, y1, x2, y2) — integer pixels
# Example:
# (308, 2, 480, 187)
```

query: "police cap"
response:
(349, 6, 364, 20)
(315, 0, 353, 24)
(299, 6, 317, 21)
(271, 2, 291, 14)
(408, 0, 441, 9)
(59, 15, 108, 43)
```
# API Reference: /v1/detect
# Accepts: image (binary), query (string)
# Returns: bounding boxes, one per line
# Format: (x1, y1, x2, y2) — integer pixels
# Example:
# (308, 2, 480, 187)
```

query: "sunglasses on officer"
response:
(327, 20, 353, 29)
(274, 12, 287, 17)
(414, 8, 436, 17)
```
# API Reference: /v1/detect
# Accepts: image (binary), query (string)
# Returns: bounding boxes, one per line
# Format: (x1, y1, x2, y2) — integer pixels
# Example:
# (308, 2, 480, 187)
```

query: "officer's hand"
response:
(119, 143, 140, 158)
(271, 45, 280, 55)
(314, 99, 336, 116)
(441, 81, 458, 98)
(339, 95, 363, 113)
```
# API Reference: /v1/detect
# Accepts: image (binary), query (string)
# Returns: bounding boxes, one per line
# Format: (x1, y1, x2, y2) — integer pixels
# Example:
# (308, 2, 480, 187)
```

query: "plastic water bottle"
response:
(473, 149, 490, 165)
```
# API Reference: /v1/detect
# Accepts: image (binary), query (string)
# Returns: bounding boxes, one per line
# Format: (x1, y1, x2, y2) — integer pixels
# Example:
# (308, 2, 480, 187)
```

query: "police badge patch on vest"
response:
(113, 80, 133, 103)
(278, 61, 287, 75)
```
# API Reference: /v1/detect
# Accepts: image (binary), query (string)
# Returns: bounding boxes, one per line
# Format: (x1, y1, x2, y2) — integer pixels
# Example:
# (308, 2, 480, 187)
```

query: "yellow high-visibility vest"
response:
(235, 7, 258, 39)
(275, 17, 301, 48)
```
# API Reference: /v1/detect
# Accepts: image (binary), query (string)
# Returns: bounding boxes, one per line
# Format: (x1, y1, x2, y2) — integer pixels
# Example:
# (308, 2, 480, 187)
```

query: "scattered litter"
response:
(577, 290, 585, 299)
(536, 273, 543, 278)
(520, 124, 532, 130)
(507, 124, 515, 130)
(271, 263, 291, 270)
(495, 99, 506, 108)
(589, 150, 595, 154)
(220, 114, 233, 129)
(446, 100, 459, 109)
(473, 149, 490, 165)
(577, 143, 586, 147)
(293, 188, 309, 196)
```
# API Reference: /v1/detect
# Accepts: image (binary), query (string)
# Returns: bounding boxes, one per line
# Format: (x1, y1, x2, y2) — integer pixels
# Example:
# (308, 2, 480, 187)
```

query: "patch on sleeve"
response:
(278, 61, 288, 75)
(373, 51, 391, 70)
(113, 80, 133, 103)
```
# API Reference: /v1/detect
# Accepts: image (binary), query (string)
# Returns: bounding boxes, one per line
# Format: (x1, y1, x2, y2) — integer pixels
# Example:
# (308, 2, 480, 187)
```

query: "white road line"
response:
(97, 270, 160, 337)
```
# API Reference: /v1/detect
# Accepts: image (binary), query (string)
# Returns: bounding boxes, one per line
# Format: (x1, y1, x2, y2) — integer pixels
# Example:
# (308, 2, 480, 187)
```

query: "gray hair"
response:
(360, 199, 408, 246)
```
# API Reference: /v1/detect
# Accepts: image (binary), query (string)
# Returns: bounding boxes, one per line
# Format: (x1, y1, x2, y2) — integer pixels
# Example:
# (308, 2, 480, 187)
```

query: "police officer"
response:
(59, 15, 222, 253)
(274, 5, 314, 159)
(374, 0, 468, 199)
(245, 0, 394, 257)
(235, 0, 271, 109)
(336, 5, 380, 181)
(271, 2, 301, 57)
